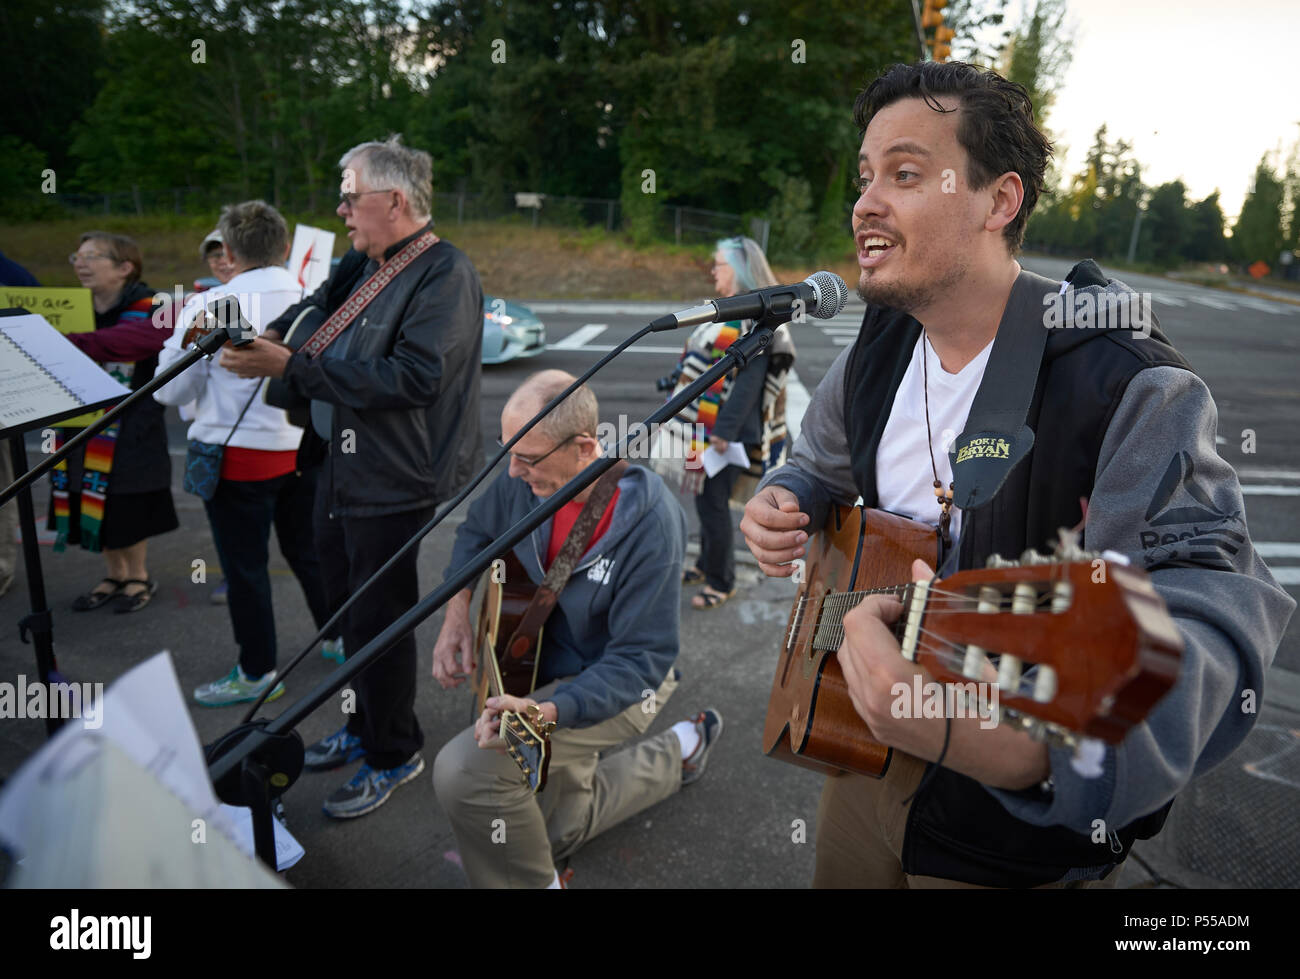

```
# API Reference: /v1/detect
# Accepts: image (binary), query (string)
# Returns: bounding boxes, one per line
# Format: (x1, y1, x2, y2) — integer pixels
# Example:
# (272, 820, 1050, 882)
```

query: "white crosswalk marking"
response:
(1272, 568, 1300, 585)
(1256, 543, 1300, 558)
(1188, 295, 1237, 310)
(1231, 297, 1290, 314)
(1151, 293, 1187, 306)
(551, 324, 608, 349)
(1242, 485, 1300, 496)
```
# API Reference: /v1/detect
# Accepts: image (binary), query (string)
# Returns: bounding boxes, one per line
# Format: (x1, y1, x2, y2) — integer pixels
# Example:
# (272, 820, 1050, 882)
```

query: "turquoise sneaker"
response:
(194, 665, 285, 707)
(321, 637, 345, 664)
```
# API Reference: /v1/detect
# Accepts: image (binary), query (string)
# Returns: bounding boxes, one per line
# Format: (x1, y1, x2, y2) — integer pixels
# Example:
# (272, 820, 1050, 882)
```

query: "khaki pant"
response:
(813, 751, 1124, 889)
(432, 671, 681, 888)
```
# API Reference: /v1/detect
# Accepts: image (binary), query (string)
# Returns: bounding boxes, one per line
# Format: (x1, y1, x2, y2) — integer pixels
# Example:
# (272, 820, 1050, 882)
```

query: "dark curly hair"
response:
(853, 62, 1052, 253)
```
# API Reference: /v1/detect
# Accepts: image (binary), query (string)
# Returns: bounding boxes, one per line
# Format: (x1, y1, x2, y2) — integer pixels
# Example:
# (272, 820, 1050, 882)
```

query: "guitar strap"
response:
(946, 267, 1060, 512)
(296, 230, 440, 358)
(503, 459, 629, 662)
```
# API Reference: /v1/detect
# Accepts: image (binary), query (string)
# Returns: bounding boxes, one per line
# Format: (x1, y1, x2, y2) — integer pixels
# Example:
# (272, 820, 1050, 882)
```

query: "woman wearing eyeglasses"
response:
(655, 236, 796, 610)
(55, 232, 178, 613)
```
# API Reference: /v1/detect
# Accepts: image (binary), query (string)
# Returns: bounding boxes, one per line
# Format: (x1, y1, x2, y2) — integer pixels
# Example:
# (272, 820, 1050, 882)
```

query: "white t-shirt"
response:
(874, 332, 994, 541)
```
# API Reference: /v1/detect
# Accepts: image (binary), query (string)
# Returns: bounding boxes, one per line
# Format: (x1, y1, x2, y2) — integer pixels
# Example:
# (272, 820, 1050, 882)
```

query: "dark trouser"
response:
(693, 464, 742, 592)
(204, 466, 329, 679)
(313, 477, 430, 770)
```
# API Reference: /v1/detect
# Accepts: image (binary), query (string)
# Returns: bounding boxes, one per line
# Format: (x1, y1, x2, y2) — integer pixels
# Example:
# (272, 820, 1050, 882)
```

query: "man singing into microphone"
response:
(224, 135, 484, 819)
(740, 61, 1292, 887)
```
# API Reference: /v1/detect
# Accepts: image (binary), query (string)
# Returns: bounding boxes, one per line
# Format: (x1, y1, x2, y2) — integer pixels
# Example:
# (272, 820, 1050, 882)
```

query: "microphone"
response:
(649, 270, 848, 332)
(205, 294, 257, 347)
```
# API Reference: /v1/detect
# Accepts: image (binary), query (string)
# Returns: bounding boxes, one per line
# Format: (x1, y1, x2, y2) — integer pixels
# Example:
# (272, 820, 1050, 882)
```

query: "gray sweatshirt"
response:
(446, 465, 687, 728)
(760, 309, 1295, 835)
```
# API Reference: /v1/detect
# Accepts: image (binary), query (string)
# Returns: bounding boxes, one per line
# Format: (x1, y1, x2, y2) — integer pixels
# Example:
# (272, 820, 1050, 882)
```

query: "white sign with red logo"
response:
(287, 225, 335, 293)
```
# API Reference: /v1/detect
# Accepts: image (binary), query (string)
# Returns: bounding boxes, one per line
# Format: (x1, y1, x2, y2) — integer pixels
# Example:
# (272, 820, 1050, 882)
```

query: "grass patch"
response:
(3, 214, 859, 302)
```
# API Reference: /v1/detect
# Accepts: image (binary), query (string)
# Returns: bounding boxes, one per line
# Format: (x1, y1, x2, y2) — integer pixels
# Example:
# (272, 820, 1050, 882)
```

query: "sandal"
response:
(691, 586, 735, 610)
(72, 577, 125, 612)
(112, 578, 158, 614)
(682, 566, 707, 585)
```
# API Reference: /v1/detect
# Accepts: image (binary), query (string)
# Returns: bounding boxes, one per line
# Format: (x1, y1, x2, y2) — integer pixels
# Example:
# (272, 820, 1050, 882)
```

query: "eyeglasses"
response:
(69, 251, 111, 264)
(497, 432, 589, 467)
(338, 189, 395, 210)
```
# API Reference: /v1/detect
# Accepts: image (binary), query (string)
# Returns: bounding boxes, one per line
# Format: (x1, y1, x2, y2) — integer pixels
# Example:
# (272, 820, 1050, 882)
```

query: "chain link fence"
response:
(18, 185, 769, 251)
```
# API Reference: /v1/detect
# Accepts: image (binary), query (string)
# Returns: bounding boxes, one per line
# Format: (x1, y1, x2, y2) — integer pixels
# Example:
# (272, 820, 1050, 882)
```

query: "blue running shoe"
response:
(303, 725, 365, 771)
(322, 754, 425, 819)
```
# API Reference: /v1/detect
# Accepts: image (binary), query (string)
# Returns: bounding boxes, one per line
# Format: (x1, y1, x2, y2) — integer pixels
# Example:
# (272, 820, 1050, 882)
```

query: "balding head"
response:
(505, 370, 599, 442)
(501, 371, 603, 499)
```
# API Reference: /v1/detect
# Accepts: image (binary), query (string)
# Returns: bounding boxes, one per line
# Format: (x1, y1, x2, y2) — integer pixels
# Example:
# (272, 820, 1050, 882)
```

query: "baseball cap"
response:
(199, 229, 223, 259)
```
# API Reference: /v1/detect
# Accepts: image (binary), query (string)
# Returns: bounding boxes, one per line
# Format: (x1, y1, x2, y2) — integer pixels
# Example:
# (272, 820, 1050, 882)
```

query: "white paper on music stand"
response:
(287, 224, 336, 293)
(0, 651, 305, 881)
(700, 440, 750, 478)
(0, 314, 129, 431)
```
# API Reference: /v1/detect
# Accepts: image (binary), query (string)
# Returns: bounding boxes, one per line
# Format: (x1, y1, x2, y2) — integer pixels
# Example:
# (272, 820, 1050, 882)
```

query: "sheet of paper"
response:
(0, 313, 129, 407)
(218, 804, 305, 871)
(7, 740, 284, 888)
(0, 333, 83, 430)
(700, 440, 751, 478)
(0, 651, 304, 884)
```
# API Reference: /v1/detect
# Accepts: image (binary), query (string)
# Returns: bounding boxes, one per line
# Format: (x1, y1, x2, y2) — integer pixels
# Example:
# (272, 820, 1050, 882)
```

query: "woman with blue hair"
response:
(654, 236, 796, 609)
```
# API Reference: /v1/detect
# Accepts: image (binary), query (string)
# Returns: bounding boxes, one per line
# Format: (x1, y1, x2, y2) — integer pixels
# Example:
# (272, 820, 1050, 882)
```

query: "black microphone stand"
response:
(0, 314, 254, 734)
(207, 304, 792, 870)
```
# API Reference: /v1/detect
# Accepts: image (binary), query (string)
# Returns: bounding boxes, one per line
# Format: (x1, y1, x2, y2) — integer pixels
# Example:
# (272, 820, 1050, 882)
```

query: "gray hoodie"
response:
(760, 275, 1295, 837)
(446, 465, 687, 728)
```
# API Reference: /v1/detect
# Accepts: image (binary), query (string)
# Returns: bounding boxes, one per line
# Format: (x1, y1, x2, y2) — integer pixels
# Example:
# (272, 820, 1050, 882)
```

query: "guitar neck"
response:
(804, 582, 918, 653)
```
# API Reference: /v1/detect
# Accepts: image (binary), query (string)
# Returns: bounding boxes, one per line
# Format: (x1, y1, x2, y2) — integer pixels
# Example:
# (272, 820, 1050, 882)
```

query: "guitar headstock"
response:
(907, 532, 1182, 746)
(501, 709, 551, 794)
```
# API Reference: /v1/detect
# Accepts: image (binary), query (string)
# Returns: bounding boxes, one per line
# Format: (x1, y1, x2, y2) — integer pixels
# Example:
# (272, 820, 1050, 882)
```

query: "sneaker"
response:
(681, 709, 723, 786)
(211, 578, 228, 605)
(194, 665, 285, 707)
(321, 637, 345, 664)
(302, 725, 365, 771)
(322, 754, 425, 819)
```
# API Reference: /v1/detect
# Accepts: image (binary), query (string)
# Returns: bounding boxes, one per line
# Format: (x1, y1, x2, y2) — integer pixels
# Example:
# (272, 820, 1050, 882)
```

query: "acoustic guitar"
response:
(261, 305, 322, 429)
(764, 505, 1183, 778)
(470, 548, 552, 793)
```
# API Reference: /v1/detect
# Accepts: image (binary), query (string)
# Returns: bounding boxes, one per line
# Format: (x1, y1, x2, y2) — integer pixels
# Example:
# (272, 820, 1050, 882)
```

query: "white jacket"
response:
(154, 266, 304, 450)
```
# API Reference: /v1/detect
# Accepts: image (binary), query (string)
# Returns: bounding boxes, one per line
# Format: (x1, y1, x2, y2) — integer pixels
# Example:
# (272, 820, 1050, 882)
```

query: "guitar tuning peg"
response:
(985, 553, 1018, 569)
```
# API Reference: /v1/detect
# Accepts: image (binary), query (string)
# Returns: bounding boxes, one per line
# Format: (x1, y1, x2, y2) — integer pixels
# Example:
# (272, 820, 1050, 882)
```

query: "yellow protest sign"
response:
(1, 288, 100, 425)
(1, 287, 94, 333)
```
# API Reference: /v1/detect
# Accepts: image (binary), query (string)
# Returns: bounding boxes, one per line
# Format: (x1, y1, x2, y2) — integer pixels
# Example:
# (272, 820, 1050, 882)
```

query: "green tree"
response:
(1144, 180, 1187, 267)
(1000, 0, 1072, 132)
(1183, 191, 1226, 264)
(1232, 157, 1286, 267)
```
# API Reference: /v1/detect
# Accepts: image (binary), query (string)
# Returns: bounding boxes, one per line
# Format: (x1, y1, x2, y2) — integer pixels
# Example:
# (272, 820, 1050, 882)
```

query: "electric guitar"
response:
(471, 549, 551, 793)
(764, 505, 1183, 778)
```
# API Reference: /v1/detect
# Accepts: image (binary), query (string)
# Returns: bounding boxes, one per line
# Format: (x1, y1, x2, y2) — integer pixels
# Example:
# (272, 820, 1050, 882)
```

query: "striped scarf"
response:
(51, 424, 118, 553)
(49, 290, 151, 553)
(653, 319, 795, 497)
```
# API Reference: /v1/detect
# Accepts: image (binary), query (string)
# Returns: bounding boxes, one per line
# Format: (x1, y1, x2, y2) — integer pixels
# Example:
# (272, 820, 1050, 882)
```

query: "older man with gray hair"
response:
(224, 134, 485, 819)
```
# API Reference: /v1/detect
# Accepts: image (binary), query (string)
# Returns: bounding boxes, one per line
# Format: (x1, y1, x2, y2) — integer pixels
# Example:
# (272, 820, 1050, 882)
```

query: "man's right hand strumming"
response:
(740, 485, 811, 577)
